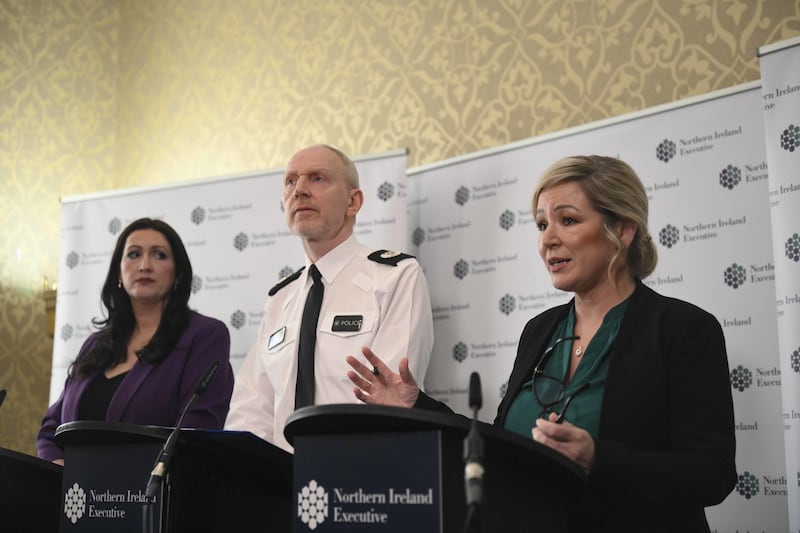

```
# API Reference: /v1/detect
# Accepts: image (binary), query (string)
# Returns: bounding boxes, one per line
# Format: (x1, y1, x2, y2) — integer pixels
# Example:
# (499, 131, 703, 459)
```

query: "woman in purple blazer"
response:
(37, 218, 234, 463)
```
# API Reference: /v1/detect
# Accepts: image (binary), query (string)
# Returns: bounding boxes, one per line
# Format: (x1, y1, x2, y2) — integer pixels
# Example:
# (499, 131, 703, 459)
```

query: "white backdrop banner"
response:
(52, 83, 794, 529)
(52, 149, 409, 400)
(407, 82, 787, 532)
(758, 35, 800, 533)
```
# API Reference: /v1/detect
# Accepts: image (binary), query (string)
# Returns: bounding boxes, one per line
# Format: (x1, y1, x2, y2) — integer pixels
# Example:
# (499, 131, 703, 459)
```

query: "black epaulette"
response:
(268, 267, 305, 296)
(367, 250, 415, 266)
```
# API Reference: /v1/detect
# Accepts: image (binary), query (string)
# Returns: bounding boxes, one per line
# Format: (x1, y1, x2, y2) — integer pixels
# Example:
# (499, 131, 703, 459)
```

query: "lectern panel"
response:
(293, 431, 442, 533)
(60, 443, 162, 533)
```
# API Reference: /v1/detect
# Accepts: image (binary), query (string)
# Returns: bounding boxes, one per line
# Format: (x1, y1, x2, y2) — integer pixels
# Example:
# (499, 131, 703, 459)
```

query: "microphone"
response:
(462, 372, 485, 533)
(142, 361, 219, 530)
(0, 389, 6, 409)
(468, 373, 482, 413)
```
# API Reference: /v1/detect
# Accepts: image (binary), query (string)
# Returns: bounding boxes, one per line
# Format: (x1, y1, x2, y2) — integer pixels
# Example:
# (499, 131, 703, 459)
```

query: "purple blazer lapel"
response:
(106, 361, 155, 422)
(62, 374, 95, 421)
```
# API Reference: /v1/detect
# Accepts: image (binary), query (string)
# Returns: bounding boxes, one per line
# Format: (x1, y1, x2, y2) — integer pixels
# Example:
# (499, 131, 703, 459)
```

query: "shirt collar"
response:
(303, 233, 359, 285)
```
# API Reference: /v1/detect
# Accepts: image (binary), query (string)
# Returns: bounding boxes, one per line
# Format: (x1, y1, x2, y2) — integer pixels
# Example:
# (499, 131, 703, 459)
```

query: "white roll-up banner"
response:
(54, 77, 794, 529)
(758, 35, 800, 533)
(407, 81, 784, 531)
(53, 149, 409, 396)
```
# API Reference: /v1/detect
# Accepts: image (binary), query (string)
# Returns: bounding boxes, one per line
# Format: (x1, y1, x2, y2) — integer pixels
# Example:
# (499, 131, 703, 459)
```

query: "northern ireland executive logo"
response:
(60, 323, 74, 342)
(499, 210, 515, 231)
(656, 139, 676, 163)
(453, 259, 469, 280)
(191, 206, 206, 225)
(780, 124, 800, 152)
(233, 232, 249, 252)
(108, 217, 121, 235)
(455, 186, 470, 206)
(412, 228, 425, 247)
(191, 275, 202, 294)
(64, 482, 87, 524)
(453, 342, 468, 363)
(658, 224, 680, 248)
(499, 294, 515, 315)
(66, 251, 79, 269)
(730, 365, 752, 392)
(230, 310, 246, 330)
(736, 471, 759, 499)
(719, 164, 742, 190)
(377, 182, 394, 202)
(298, 480, 329, 530)
(786, 233, 800, 262)
(378, 181, 394, 202)
(723, 263, 746, 289)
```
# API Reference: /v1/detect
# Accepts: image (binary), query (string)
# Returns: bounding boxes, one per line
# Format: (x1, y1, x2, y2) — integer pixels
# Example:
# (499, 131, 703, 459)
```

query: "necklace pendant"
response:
(575, 346, 583, 357)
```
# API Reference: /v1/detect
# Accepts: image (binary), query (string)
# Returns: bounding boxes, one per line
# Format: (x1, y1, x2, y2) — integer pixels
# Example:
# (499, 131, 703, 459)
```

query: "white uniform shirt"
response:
(225, 235, 434, 451)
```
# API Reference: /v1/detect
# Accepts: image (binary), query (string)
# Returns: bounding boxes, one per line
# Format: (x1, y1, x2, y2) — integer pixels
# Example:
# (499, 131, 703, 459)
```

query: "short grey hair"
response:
(315, 144, 360, 188)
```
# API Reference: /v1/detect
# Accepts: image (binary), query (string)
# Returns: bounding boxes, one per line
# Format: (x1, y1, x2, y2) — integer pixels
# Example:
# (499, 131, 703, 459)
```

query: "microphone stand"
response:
(462, 372, 484, 533)
(142, 361, 219, 533)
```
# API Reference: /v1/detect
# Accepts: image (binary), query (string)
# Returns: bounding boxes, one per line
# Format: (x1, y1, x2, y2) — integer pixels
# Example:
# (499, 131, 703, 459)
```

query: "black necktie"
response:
(295, 264, 323, 409)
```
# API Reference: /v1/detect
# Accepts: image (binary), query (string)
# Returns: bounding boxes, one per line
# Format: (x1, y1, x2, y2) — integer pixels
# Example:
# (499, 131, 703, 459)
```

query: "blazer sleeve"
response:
(413, 391, 455, 414)
(36, 385, 67, 462)
(590, 295, 737, 508)
(35, 335, 99, 461)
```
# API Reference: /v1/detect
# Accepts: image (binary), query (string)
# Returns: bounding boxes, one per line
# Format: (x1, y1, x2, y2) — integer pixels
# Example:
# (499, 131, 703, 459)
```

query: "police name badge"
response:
(332, 315, 363, 332)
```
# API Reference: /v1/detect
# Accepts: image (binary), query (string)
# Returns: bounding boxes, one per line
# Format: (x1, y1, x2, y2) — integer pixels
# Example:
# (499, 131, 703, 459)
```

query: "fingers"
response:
(397, 357, 418, 387)
(346, 368, 372, 392)
(346, 355, 374, 381)
(533, 422, 571, 458)
(361, 346, 392, 377)
(353, 387, 372, 404)
(532, 420, 595, 471)
(532, 417, 573, 446)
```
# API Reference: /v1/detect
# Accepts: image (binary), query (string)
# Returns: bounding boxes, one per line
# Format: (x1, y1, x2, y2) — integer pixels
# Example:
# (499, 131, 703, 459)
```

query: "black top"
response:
(77, 371, 128, 421)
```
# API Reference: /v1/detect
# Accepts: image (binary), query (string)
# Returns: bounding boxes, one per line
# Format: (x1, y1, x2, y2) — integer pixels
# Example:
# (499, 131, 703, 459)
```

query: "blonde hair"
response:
(532, 155, 658, 280)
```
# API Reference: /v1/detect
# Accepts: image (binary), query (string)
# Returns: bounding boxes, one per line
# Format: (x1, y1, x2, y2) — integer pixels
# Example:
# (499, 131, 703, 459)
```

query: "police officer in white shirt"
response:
(225, 144, 434, 451)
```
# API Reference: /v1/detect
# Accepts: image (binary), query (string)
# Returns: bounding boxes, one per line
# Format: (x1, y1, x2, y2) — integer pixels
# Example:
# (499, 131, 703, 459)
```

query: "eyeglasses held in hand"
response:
(532, 335, 590, 424)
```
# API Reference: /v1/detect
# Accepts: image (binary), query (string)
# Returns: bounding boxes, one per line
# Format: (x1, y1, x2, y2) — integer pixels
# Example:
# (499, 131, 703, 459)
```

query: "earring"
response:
(117, 280, 122, 289)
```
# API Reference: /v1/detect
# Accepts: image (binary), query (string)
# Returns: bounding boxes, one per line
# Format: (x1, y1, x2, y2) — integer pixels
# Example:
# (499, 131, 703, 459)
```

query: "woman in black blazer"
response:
(347, 155, 736, 532)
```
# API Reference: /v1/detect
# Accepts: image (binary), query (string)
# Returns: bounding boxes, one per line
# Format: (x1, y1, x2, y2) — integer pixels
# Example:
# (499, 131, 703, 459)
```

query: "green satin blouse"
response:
(504, 297, 630, 438)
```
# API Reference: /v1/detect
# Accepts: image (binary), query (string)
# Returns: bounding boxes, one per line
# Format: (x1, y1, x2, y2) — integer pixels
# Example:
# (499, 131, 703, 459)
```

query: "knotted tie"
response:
(295, 264, 323, 409)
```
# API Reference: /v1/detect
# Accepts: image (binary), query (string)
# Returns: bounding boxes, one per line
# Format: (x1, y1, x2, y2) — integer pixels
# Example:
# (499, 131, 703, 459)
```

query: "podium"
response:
(284, 404, 587, 533)
(0, 446, 63, 533)
(54, 422, 292, 533)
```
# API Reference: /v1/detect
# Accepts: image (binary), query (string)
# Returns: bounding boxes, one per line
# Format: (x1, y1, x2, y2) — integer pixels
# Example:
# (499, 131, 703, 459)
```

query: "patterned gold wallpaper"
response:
(1, 0, 798, 455)
(0, 0, 119, 454)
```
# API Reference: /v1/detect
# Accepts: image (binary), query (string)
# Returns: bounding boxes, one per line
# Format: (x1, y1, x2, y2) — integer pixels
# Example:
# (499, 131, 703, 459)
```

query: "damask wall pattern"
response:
(1, 0, 798, 455)
(0, 0, 118, 454)
(113, 0, 800, 186)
